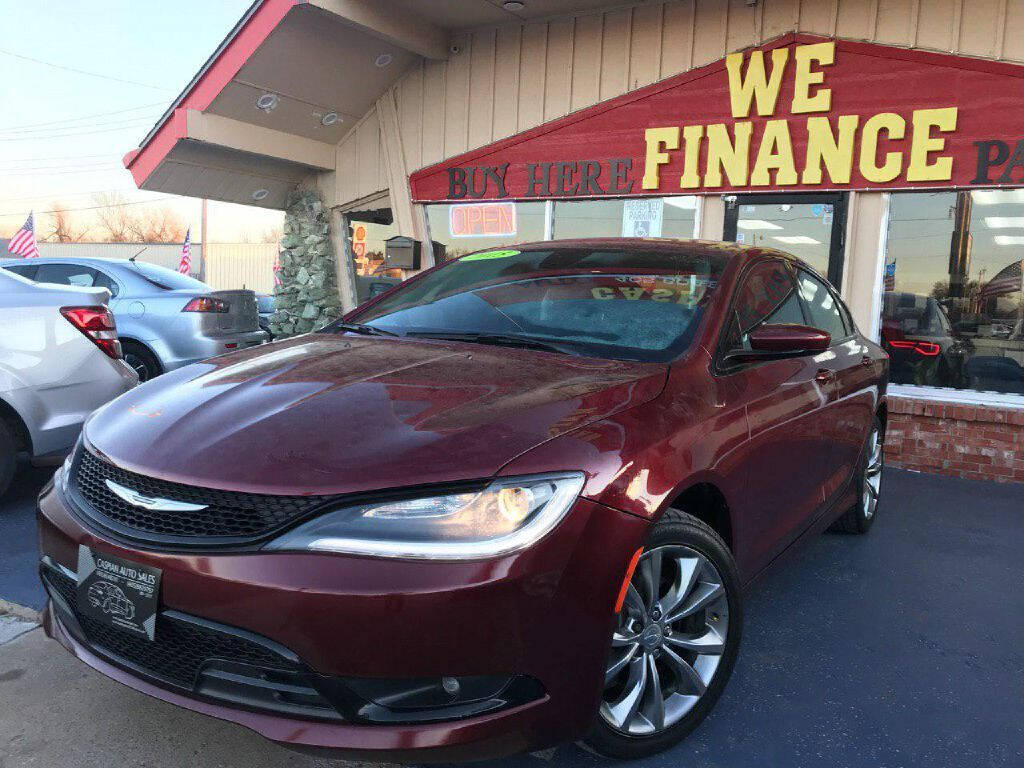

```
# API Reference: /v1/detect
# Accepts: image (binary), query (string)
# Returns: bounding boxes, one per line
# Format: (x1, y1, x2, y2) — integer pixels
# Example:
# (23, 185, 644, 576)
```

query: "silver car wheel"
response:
(863, 427, 883, 520)
(601, 545, 729, 737)
(123, 352, 150, 382)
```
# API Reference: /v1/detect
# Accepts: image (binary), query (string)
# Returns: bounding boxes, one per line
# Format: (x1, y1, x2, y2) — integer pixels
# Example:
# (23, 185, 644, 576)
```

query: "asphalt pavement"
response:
(1, 467, 1022, 768)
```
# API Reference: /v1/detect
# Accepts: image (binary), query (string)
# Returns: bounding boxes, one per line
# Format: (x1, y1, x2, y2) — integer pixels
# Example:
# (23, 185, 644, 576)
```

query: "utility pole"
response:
(199, 198, 208, 282)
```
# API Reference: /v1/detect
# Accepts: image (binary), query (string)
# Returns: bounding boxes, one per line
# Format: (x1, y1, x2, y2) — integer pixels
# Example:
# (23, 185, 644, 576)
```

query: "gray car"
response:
(2, 257, 266, 381)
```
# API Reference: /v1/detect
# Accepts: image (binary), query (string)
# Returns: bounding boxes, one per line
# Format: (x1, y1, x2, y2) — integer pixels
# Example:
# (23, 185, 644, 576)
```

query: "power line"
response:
(0, 123, 155, 141)
(0, 187, 142, 204)
(0, 152, 121, 163)
(0, 195, 178, 218)
(0, 114, 161, 136)
(0, 102, 168, 132)
(0, 48, 175, 92)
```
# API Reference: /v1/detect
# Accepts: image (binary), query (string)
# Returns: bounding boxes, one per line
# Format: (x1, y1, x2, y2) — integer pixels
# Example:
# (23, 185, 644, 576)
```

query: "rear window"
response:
(130, 262, 209, 291)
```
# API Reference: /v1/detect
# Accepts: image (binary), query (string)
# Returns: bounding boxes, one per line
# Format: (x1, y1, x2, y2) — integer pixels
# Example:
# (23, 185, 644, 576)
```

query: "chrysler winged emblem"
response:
(105, 479, 208, 512)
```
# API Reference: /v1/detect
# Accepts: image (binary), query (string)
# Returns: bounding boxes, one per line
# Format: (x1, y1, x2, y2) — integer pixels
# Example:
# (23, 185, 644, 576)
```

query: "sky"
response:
(0, 0, 283, 243)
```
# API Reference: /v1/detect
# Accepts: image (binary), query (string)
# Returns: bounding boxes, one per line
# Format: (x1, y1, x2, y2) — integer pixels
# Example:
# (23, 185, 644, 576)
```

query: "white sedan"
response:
(0, 270, 137, 496)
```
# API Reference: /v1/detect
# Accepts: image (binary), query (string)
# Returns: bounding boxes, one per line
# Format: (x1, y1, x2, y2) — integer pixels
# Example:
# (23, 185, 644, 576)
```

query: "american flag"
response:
(978, 260, 1023, 300)
(7, 212, 40, 259)
(272, 250, 282, 287)
(178, 228, 192, 274)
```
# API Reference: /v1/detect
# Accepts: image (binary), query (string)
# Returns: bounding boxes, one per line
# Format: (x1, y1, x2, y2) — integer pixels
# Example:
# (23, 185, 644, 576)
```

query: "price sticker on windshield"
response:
(461, 249, 521, 262)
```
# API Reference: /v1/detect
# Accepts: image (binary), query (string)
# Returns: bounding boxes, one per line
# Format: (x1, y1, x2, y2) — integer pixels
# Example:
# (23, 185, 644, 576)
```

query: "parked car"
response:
(1, 257, 266, 382)
(37, 240, 887, 762)
(0, 270, 136, 496)
(255, 293, 275, 339)
(880, 291, 967, 387)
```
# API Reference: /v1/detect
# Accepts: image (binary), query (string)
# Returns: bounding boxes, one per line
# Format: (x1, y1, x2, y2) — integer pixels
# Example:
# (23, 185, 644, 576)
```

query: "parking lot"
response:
(1, 466, 1021, 768)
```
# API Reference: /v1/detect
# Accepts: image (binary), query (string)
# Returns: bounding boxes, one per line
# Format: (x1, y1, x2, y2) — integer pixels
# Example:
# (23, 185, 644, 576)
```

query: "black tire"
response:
(121, 342, 162, 383)
(0, 419, 16, 498)
(584, 510, 743, 760)
(829, 416, 884, 534)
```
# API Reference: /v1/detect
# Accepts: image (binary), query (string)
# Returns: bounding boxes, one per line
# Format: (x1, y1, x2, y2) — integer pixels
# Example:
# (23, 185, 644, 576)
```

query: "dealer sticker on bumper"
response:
(76, 546, 161, 641)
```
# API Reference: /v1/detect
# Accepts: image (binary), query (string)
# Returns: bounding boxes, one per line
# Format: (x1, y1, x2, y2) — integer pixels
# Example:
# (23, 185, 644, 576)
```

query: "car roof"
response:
(0, 256, 138, 268)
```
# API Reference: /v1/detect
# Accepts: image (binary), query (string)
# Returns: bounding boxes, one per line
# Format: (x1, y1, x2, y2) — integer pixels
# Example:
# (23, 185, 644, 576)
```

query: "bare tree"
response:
(92, 193, 134, 242)
(260, 225, 284, 244)
(126, 206, 187, 243)
(48, 203, 88, 242)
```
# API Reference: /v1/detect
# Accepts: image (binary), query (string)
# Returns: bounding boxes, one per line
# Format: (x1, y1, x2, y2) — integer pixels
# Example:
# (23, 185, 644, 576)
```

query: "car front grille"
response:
(41, 561, 343, 721)
(70, 447, 338, 545)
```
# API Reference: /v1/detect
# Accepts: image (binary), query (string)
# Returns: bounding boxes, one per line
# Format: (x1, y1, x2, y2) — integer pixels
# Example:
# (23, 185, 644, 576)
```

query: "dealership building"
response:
(124, 0, 1024, 484)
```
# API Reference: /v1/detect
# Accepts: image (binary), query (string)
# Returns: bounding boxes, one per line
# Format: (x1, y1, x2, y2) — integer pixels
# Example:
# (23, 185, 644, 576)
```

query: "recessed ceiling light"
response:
(737, 219, 783, 230)
(663, 196, 697, 210)
(994, 235, 1024, 245)
(503, 1, 525, 10)
(256, 93, 278, 112)
(251, 189, 270, 201)
(773, 235, 820, 245)
(375, 53, 393, 68)
(973, 189, 1024, 205)
(321, 111, 340, 126)
(984, 216, 1024, 228)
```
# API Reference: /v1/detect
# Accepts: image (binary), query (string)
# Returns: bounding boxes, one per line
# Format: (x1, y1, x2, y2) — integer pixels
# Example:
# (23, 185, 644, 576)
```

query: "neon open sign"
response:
(449, 202, 517, 238)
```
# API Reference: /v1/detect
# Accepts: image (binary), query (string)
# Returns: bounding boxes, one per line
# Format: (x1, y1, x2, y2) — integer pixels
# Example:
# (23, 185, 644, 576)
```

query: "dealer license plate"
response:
(76, 546, 161, 641)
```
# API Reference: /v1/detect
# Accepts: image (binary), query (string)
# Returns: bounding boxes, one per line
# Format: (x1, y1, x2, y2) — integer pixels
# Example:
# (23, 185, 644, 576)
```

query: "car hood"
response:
(86, 334, 667, 495)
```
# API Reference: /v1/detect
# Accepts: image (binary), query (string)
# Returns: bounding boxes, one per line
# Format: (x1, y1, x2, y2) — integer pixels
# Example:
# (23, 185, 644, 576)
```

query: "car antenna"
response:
(129, 247, 147, 263)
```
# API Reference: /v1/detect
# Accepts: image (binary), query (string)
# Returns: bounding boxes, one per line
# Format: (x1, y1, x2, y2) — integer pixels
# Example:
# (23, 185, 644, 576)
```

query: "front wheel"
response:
(584, 511, 742, 760)
(121, 342, 162, 383)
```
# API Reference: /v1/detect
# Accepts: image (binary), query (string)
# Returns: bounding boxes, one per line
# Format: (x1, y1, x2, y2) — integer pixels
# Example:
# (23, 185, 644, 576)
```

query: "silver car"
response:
(0, 270, 137, 496)
(1, 257, 267, 381)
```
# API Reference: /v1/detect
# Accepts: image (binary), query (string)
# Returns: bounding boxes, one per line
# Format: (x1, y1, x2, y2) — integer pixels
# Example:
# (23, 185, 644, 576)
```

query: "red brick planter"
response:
(884, 396, 1024, 484)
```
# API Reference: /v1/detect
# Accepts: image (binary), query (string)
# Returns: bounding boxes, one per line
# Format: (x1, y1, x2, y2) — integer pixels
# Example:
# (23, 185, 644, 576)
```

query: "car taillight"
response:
(887, 339, 940, 356)
(183, 297, 229, 313)
(60, 306, 122, 360)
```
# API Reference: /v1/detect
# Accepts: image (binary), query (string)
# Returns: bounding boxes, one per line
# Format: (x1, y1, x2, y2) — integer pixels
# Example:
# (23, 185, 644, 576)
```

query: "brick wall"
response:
(884, 396, 1024, 484)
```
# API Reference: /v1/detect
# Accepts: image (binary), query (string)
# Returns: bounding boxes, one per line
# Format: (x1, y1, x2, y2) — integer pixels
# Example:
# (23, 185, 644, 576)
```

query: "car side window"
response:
(35, 263, 100, 288)
(4, 264, 38, 280)
(796, 270, 846, 343)
(91, 268, 120, 298)
(724, 260, 806, 353)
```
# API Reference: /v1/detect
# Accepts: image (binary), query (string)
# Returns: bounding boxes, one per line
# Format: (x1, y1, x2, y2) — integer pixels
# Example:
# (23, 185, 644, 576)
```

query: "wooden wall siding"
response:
(328, 0, 1024, 207)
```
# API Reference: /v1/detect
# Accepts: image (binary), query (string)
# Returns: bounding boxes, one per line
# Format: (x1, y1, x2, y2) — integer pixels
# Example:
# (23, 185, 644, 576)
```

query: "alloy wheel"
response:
(863, 428, 883, 519)
(123, 353, 150, 382)
(601, 545, 729, 737)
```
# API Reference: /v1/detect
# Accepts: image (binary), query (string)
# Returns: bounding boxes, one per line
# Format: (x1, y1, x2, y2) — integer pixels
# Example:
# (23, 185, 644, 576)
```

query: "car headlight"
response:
(264, 472, 585, 560)
(58, 436, 82, 494)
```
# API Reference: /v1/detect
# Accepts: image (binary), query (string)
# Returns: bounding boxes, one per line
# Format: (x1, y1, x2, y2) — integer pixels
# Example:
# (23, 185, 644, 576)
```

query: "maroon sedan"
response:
(37, 239, 887, 761)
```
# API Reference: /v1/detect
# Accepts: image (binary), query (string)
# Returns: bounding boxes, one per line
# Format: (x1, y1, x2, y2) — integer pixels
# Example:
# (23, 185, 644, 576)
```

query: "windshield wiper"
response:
(330, 321, 400, 337)
(405, 331, 575, 355)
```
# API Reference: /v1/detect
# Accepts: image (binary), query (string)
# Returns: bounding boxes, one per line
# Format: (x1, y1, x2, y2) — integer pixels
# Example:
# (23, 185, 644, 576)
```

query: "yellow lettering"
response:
(792, 42, 834, 114)
(802, 115, 859, 184)
(619, 287, 645, 300)
(592, 287, 614, 300)
(642, 126, 680, 190)
(680, 125, 704, 189)
(704, 122, 753, 188)
(907, 107, 958, 182)
(750, 119, 798, 186)
(725, 48, 789, 118)
(859, 113, 905, 183)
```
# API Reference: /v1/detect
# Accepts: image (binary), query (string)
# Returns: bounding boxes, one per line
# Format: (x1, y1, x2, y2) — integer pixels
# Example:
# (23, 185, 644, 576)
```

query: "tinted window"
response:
(797, 270, 845, 342)
(129, 262, 209, 290)
(725, 260, 805, 352)
(4, 264, 37, 280)
(91, 268, 119, 297)
(346, 246, 731, 362)
(35, 263, 100, 288)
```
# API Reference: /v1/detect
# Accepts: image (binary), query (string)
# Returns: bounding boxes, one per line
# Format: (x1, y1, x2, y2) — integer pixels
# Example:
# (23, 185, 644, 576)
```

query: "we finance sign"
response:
(410, 34, 1024, 201)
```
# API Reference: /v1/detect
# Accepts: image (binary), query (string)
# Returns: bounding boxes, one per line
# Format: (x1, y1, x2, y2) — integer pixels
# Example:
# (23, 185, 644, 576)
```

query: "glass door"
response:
(724, 193, 848, 287)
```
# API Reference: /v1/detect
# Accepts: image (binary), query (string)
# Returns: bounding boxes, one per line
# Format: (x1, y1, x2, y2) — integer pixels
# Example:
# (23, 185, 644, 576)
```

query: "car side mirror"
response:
(723, 324, 831, 366)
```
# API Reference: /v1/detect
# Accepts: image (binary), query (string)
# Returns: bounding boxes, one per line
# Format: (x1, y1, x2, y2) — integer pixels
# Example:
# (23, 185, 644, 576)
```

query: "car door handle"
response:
(815, 369, 834, 385)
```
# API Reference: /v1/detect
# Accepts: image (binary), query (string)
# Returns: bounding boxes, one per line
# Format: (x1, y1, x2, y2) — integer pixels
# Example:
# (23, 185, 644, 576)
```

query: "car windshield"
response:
(130, 261, 209, 291)
(339, 245, 729, 362)
(257, 295, 276, 313)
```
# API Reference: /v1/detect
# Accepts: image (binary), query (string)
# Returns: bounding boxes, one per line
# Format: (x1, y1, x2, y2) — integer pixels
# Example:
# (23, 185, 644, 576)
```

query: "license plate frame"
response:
(76, 546, 162, 641)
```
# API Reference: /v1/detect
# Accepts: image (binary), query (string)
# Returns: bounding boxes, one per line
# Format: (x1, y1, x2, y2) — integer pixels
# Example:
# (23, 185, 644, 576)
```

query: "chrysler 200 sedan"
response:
(37, 239, 887, 762)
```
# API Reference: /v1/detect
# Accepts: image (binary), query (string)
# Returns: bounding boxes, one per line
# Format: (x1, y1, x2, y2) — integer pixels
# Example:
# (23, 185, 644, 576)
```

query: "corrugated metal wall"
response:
(329, 0, 1024, 209)
(29, 242, 276, 294)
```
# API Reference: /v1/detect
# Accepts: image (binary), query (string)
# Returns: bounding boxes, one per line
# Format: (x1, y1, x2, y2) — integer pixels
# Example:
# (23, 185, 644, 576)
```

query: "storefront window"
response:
(552, 197, 698, 239)
(427, 201, 546, 259)
(882, 191, 1024, 396)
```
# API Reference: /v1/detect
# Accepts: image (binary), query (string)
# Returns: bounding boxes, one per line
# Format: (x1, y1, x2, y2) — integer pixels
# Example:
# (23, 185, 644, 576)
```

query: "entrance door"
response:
(724, 193, 848, 287)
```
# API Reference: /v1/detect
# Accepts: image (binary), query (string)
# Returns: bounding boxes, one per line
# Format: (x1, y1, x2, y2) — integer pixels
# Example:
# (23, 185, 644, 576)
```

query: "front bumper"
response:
(37, 478, 649, 761)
